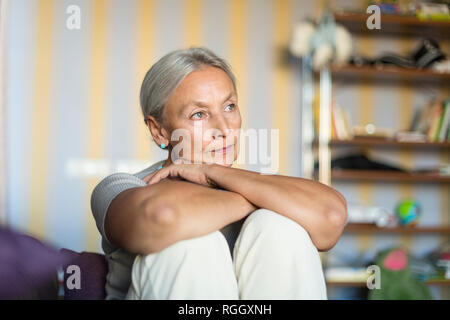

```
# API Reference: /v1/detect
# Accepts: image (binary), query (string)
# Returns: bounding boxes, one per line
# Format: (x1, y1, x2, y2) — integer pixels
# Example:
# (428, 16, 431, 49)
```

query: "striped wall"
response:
(4, 0, 306, 252)
(3, 1, 449, 301)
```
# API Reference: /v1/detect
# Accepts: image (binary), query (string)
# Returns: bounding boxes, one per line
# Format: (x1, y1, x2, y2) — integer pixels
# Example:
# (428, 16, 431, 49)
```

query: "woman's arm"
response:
(148, 163, 347, 251)
(205, 165, 347, 251)
(105, 178, 256, 255)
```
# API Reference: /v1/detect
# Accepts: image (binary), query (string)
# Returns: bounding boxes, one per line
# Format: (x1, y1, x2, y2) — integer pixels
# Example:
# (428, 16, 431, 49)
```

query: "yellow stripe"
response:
(357, 36, 374, 252)
(439, 40, 450, 298)
(357, 183, 374, 251)
(184, 0, 202, 47)
(86, 0, 109, 252)
(316, 0, 333, 263)
(314, 0, 325, 20)
(440, 56, 450, 300)
(273, 0, 292, 175)
(440, 40, 450, 229)
(357, 37, 374, 124)
(136, 0, 156, 160)
(29, 0, 54, 240)
(229, 0, 247, 123)
(229, 0, 247, 169)
(441, 152, 449, 227)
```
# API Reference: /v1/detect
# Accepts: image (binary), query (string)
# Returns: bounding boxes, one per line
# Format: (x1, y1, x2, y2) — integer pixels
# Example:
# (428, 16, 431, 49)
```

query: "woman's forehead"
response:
(169, 67, 237, 107)
(181, 67, 234, 92)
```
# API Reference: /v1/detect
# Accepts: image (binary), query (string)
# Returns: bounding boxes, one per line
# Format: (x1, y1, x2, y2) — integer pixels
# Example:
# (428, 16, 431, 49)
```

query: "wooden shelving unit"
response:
(302, 11, 450, 299)
(344, 223, 450, 234)
(330, 65, 450, 84)
(333, 12, 450, 38)
(327, 279, 450, 287)
(328, 138, 450, 149)
(331, 170, 450, 183)
(321, 138, 450, 183)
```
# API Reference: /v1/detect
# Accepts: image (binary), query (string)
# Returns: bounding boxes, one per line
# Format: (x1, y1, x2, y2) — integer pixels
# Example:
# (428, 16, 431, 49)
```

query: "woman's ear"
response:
(145, 115, 170, 147)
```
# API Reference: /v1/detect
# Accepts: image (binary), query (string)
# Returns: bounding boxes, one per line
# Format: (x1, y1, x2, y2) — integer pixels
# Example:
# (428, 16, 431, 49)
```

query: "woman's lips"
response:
(211, 144, 234, 154)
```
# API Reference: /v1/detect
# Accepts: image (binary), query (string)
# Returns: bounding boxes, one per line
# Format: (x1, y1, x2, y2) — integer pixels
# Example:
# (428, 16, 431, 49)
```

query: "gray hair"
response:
(140, 47, 237, 123)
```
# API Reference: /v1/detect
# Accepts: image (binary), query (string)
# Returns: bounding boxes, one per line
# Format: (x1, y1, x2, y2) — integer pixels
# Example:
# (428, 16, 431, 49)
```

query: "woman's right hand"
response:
(143, 163, 219, 189)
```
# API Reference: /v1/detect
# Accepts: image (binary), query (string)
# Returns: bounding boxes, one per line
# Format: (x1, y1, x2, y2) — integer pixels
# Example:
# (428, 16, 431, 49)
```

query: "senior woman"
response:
(91, 47, 347, 300)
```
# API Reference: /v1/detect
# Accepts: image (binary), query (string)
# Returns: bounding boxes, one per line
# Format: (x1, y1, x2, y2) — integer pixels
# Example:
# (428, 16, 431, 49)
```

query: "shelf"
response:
(326, 279, 450, 287)
(333, 12, 450, 38)
(331, 169, 450, 183)
(329, 65, 450, 84)
(328, 138, 450, 150)
(344, 223, 450, 235)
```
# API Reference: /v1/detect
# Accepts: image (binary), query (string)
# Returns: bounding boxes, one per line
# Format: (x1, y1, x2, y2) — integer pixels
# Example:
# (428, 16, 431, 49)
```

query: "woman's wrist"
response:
(205, 163, 259, 192)
(204, 163, 221, 189)
(205, 164, 259, 213)
(204, 163, 230, 189)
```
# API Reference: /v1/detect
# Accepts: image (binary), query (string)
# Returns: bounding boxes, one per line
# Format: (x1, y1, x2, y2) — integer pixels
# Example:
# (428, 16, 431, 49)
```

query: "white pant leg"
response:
(233, 208, 327, 300)
(126, 231, 239, 300)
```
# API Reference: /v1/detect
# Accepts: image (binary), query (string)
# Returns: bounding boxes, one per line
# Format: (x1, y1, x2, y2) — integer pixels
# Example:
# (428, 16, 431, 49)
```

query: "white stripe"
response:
(0, 0, 9, 224)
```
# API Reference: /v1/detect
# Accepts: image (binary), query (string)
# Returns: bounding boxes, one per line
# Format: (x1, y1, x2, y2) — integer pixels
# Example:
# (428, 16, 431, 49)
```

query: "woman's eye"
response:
(191, 111, 205, 119)
(225, 103, 235, 111)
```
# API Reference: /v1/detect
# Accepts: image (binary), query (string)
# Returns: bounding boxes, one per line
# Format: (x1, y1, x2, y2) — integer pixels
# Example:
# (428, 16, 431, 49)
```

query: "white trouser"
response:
(125, 208, 327, 300)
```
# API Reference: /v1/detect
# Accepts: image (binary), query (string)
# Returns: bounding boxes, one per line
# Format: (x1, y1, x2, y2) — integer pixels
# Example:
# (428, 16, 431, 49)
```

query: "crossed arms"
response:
(105, 164, 347, 255)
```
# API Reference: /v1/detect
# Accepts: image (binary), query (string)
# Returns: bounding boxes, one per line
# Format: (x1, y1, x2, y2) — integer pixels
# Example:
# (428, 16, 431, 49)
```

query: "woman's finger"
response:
(147, 171, 162, 185)
(158, 169, 171, 181)
(142, 168, 162, 184)
(147, 167, 172, 185)
(142, 173, 153, 183)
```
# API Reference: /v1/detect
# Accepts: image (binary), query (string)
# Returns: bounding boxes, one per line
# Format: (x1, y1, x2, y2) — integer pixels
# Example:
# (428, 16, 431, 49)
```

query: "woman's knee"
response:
(130, 231, 238, 299)
(234, 209, 326, 299)
(242, 208, 316, 249)
(137, 230, 231, 269)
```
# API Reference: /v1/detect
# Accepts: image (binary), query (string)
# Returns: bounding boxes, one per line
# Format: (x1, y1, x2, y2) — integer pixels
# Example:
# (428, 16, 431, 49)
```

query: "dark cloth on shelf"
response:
(349, 38, 446, 69)
(315, 153, 407, 172)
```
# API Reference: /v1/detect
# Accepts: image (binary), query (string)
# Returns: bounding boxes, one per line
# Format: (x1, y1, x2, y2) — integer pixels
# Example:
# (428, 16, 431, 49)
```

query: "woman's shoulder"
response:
(91, 160, 166, 201)
(133, 160, 165, 180)
(93, 160, 165, 191)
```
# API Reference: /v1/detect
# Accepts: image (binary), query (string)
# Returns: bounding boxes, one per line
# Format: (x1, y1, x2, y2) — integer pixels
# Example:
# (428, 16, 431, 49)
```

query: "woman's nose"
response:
(211, 115, 229, 139)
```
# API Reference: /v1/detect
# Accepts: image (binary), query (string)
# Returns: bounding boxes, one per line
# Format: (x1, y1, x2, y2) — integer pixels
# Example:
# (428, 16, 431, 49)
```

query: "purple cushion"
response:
(0, 227, 70, 299)
(60, 249, 108, 300)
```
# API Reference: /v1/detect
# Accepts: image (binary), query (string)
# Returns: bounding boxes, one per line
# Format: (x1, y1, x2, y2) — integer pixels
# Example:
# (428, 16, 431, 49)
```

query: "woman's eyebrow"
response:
(182, 92, 236, 111)
(222, 92, 235, 103)
(179, 101, 205, 116)
(180, 101, 208, 114)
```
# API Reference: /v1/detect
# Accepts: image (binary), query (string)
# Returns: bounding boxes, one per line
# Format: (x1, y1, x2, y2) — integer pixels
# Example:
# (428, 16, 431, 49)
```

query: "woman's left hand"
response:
(144, 163, 219, 188)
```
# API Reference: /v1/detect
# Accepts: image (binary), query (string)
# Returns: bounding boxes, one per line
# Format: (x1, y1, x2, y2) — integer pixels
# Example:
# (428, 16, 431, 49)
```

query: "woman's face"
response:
(160, 66, 241, 167)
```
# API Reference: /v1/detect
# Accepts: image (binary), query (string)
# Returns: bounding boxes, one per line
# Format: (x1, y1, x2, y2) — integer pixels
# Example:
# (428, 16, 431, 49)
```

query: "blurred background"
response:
(1, 0, 450, 299)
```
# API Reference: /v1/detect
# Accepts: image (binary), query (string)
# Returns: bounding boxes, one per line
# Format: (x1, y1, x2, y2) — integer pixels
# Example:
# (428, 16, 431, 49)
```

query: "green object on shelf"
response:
(396, 200, 421, 226)
(417, 13, 450, 22)
(368, 247, 433, 300)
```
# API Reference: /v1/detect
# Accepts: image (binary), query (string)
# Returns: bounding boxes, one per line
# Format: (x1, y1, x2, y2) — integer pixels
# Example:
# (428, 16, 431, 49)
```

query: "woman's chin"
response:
(200, 153, 236, 167)
(174, 154, 235, 167)
(206, 158, 234, 167)
(208, 161, 233, 167)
